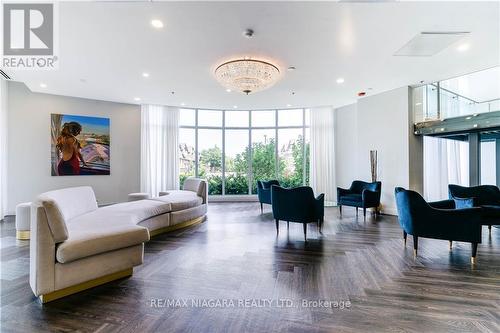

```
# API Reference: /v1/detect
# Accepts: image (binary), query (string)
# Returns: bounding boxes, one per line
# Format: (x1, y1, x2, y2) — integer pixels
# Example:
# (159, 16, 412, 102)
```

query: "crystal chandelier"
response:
(214, 59, 281, 95)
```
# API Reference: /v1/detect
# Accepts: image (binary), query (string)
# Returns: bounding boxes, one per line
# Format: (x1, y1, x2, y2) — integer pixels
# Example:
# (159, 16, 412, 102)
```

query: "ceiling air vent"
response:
(394, 32, 470, 57)
(0, 70, 11, 80)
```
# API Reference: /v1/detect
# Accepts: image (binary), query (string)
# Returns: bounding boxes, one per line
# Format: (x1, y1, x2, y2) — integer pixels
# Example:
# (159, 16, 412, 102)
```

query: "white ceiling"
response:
(5, 1, 500, 110)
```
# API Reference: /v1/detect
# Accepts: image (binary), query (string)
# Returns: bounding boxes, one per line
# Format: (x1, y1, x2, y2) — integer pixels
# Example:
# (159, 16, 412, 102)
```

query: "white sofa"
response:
(30, 177, 207, 303)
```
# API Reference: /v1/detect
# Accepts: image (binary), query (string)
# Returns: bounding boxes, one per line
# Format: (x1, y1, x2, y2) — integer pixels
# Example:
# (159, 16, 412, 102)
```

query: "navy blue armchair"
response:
(271, 186, 324, 240)
(257, 180, 280, 213)
(449, 184, 500, 233)
(337, 181, 381, 219)
(395, 187, 483, 263)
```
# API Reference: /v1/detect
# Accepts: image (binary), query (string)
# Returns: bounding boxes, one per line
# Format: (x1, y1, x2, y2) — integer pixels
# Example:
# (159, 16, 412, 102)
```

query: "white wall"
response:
(6, 82, 141, 214)
(0, 79, 8, 218)
(335, 87, 412, 215)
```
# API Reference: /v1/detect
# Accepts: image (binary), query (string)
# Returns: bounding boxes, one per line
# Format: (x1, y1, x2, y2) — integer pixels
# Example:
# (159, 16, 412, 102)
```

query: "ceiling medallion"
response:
(214, 59, 281, 95)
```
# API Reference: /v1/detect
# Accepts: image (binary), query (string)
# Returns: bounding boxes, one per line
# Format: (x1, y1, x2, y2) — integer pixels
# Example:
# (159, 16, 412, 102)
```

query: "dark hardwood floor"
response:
(1, 203, 499, 333)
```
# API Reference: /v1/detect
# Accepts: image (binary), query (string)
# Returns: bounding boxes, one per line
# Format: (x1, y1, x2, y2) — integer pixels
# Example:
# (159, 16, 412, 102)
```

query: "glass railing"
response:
(413, 83, 500, 123)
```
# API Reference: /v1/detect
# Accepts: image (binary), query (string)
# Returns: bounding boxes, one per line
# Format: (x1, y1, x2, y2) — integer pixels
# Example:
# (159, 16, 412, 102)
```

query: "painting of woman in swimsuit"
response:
(51, 114, 110, 176)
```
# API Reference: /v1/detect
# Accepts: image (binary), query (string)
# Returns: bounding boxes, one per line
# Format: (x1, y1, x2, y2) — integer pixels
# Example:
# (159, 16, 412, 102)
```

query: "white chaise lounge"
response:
(30, 177, 208, 303)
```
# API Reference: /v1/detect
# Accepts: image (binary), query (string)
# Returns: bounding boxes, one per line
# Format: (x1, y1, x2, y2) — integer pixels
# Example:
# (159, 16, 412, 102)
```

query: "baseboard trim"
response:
(149, 216, 205, 237)
(16, 230, 30, 240)
(39, 268, 133, 303)
(381, 207, 398, 216)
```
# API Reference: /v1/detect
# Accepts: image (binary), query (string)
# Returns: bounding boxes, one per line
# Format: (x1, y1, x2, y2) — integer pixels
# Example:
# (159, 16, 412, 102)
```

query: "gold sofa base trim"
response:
(39, 268, 133, 303)
(149, 216, 205, 237)
(16, 230, 30, 240)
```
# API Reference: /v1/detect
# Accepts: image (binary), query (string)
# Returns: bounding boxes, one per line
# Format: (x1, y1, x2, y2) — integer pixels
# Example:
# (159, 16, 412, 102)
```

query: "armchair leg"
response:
(449, 241, 452, 251)
(260, 203, 263, 214)
(303, 223, 307, 241)
(356, 207, 358, 217)
(287, 221, 289, 229)
(471, 243, 478, 264)
(275, 219, 279, 234)
(413, 235, 418, 257)
(403, 231, 407, 246)
(488, 225, 492, 234)
(339, 205, 342, 216)
(363, 208, 366, 221)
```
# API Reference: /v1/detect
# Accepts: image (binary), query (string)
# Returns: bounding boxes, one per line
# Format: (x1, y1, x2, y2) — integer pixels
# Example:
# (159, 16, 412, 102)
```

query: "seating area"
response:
(256, 180, 280, 214)
(0, 1, 499, 332)
(30, 178, 207, 303)
(337, 180, 382, 220)
(449, 184, 500, 232)
(271, 185, 324, 240)
(395, 187, 483, 263)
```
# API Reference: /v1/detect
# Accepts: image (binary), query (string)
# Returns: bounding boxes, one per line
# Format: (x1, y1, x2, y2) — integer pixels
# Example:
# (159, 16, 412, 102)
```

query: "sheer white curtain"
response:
(140, 104, 179, 197)
(309, 107, 336, 206)
(0, 79, 7, 219)
(424, 136, 469, 201)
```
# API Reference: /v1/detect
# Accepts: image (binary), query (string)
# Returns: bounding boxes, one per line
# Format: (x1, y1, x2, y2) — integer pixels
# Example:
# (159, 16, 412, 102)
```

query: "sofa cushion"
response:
(38, 186, 98, 221)
(57, 214, 149, 263)
(339, 194, 362, 204)
(98, 199, 172, 221)
(453, 197, 475, 209)
(149, 190, 203, 211)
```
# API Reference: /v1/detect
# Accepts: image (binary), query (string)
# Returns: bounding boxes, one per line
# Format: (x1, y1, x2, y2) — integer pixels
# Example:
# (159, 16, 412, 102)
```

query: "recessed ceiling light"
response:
(336, 78, 345, 84)
(181, 102, 185, 106)
(134, 97, 141, 102)
(226, 88, 231, 93)
(233, 105, 238, 109)
(465, 116, 472, 120)
(142, 72, 150, 78)
(40, 83, 47, 88)
(457, 43, 470, 52)
(151, 20, 164, 29)
(287, 104, 292, 107)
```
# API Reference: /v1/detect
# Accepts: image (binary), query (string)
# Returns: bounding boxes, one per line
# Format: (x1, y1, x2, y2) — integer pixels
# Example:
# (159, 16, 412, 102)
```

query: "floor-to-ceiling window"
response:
(225, 110, 250, 194)
(179, 108, 310, 196)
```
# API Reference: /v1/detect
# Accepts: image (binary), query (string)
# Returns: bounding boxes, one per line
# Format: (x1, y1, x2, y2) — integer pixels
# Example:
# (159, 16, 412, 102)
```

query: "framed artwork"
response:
(51, 114, 110, 176)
